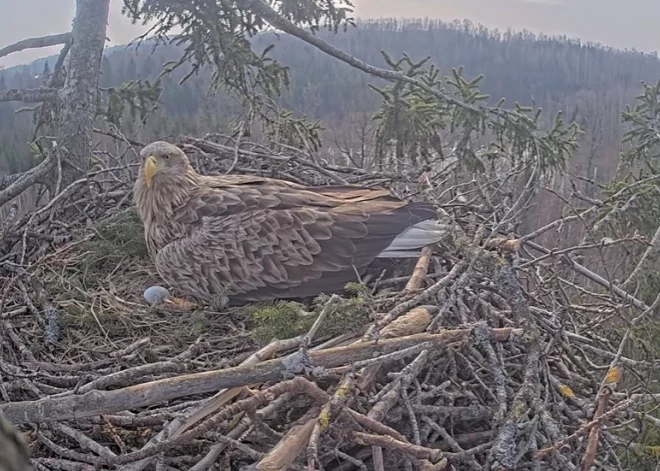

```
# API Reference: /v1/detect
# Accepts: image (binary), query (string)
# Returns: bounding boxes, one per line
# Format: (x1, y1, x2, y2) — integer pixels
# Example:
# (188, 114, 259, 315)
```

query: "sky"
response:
(1, 0, 659, 68)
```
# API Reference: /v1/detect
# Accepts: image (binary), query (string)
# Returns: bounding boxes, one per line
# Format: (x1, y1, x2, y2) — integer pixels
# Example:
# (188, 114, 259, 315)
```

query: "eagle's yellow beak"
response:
(144, 155, 159, 188)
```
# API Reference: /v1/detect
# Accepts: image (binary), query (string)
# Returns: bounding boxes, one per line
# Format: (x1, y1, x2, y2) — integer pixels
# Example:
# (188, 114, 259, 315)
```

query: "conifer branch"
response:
(244, 0, 481, 115)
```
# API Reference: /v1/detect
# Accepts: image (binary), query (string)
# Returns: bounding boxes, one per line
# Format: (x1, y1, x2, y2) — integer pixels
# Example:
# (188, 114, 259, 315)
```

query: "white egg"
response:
(144, 285, 170, 304)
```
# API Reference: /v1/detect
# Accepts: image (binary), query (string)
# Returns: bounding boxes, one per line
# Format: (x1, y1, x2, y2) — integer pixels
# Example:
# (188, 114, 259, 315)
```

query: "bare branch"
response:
(524, 240, 651, 311)
(0, 33, 71, 60)
(0, 88, 59, 103)
(621, 222, 660, 291)
(0, 157, 55, 208)
(0, 327, 522, 424)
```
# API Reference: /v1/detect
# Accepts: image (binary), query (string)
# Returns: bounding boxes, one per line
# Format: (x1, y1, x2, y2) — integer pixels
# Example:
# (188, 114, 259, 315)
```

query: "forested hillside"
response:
(2, 18, 660, 182)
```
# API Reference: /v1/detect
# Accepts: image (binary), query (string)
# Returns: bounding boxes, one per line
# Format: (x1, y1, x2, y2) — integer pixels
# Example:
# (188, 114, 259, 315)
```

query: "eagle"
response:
(0, 414, 32, 471)
(133, 141, 448, 306)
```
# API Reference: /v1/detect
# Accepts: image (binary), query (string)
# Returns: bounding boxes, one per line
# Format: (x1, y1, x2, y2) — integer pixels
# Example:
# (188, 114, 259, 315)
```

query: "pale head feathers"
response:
(138, 141, 195, 187)
(133, 142, 199, 257)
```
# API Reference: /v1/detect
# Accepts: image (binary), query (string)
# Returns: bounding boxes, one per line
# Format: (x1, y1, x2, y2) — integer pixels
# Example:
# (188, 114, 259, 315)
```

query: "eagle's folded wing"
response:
(200, 174, 305, 189)
(0, 415, 31, 471)
(157, 183, 437, 303)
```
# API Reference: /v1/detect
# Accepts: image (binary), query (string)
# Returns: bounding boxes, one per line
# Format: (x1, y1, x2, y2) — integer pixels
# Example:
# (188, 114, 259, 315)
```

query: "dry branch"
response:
(0, 327, 521, 424)
(170, 335, 304, 438)
(535, 396, 640, 460)
(351, 431, 444, 463)
(525, 240, 651, 311)
(0, 88, 59, 103)
(484, 237, 522, 252)
(0, 33, 71, 59)
(405, 245, 434, 292)
(256, 413, 318, 471)
(0, 156, 55, 206)
(580, 388, 612, 471)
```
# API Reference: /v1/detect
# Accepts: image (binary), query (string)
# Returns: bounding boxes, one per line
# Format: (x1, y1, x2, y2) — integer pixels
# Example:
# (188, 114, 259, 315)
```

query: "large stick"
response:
(0, 33, 71, 59)
(0, 327, 521, 424)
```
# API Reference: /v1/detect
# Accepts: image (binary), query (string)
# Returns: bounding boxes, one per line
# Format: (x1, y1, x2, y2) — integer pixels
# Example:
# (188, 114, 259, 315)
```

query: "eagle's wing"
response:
(200, 174, 305, 189)
(156, 182, 436, 303)
(204, 176, 395, 202)
(0, 415, 31, 471)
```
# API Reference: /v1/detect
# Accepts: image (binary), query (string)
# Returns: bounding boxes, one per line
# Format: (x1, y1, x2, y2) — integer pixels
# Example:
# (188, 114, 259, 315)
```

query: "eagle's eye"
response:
(164, 154, 170, 161)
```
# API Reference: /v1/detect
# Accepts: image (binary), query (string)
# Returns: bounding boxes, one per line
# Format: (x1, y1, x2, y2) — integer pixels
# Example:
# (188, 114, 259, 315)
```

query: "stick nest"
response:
(1, 133, 659, 471)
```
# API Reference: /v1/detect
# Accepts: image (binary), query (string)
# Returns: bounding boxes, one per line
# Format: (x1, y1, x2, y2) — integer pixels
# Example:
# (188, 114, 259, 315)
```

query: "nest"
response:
(0, 132, 659, 471)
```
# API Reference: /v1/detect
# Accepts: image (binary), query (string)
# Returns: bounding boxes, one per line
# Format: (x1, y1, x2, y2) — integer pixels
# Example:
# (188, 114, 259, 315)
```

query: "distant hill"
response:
(2, 18, 659, 180)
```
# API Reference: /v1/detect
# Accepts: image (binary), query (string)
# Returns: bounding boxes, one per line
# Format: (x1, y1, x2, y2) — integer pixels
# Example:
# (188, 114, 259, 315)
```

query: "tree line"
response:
(2, 18, 659, 181)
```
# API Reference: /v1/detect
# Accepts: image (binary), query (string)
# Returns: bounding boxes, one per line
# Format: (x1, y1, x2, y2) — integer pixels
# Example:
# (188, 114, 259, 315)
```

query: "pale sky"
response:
(1, 0, 659, 68)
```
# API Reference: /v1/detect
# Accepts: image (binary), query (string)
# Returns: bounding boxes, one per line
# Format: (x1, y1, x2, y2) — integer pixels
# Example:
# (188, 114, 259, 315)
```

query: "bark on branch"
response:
(0, 33, 71, 60)
(0, 327, 522, 424)
(0, 88, 59, 103)
(0, 157, 56, 208)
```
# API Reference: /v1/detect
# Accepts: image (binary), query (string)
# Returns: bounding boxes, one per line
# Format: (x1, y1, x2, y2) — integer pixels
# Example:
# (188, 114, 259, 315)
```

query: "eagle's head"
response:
(133, 141, 199, 253)
(138, 141, 193, 189)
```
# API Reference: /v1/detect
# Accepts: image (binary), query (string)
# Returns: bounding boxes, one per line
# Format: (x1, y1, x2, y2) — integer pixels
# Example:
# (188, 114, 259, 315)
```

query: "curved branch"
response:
(0, 88, 59, 103)
(245, 0, 480, 115)
(0, 33, 71, 60)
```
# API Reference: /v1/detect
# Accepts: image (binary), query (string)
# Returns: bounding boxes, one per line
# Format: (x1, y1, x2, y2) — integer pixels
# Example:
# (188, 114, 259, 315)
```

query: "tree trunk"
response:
(57, 0, 110, 182)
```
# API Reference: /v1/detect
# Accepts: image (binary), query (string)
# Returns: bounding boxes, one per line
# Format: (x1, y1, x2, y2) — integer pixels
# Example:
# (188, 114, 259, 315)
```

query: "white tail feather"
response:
(377, 220, 448, 258)
(375, 250, 424, 259)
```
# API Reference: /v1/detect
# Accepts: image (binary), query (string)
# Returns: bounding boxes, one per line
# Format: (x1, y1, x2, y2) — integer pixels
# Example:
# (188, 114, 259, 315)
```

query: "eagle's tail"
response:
(376, 219, 448, 258)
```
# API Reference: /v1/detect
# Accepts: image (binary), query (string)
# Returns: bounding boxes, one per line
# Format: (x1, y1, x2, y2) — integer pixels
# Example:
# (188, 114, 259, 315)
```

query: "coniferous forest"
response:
(2, 17, 658, 185)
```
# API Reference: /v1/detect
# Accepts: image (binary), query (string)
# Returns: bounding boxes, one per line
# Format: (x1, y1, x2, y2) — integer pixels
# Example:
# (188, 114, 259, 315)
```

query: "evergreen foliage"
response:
(1, 19, 658, 176)
(247, 289, 371, 345)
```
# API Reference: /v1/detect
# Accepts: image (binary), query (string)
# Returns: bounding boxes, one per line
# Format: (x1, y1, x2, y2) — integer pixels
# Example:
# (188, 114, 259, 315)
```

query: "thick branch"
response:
(0, 33, 71, 59)
(0, 173, 21, 193)
(0, 157, 55, 208)
(0, 88, 59, 103)
(0, 327, 521, 424)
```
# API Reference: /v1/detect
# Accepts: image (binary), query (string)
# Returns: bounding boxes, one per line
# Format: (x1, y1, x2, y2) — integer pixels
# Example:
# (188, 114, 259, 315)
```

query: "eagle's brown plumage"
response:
(133, 141, 447, 305)
(0, 415, 32, 471)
